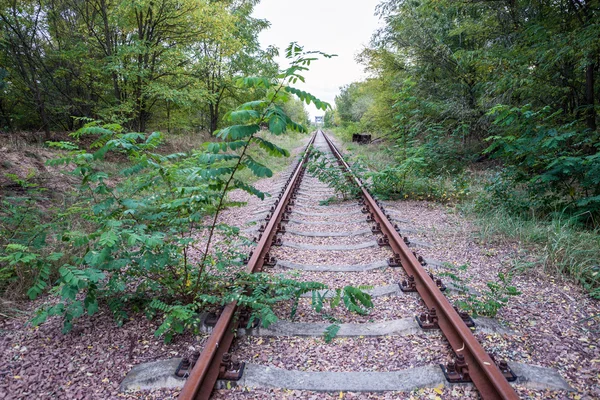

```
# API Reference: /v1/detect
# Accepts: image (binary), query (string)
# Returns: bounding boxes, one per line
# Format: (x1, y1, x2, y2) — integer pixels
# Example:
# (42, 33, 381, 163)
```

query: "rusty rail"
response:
(178, 132, 317, 400)
(320, 130, 519, 400)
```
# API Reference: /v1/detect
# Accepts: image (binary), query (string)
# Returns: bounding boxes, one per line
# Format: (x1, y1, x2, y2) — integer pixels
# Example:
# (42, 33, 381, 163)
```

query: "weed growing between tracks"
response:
(0, 43, 373, 342)
(306, 148, 361, 201)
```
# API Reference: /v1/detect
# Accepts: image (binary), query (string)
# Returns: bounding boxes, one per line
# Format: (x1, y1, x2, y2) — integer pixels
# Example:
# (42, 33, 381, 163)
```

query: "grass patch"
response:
(326, 129, 469, 203)
(462, 200, 600, 298)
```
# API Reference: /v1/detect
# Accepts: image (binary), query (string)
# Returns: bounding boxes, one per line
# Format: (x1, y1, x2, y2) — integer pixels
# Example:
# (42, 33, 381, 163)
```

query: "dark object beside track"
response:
(352, 133, 371, 144)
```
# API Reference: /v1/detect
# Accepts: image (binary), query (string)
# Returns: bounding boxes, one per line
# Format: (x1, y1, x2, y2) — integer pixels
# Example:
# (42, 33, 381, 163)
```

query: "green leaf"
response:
(284, 87, 330, 110)
(198, 153, 240, 164)
(237, 100, 268, 110)
(46, 252, 64, 261)
(99, 230, 118, 247)
(311, 290, 324, 313)
(229, 110, 260, 123)
(329, 288, 342, 309)
(31, 310, 48, 326)
(238, 77, 272, 89)
(233, 179, 266, 200)
(85, 296, 99, 316)
(269, 115, 287, 134)
(253, 137, 290, 157)
(207, 142, 227, 153)
(324, 323, 340, 343)
(62, 321, 73, 334)
(61, 284, 78, 300)
(267, 107, 287, 135)
(71, 126, 114, 139)
(216, 124, 260, 140)
(342, 286, 373, 315)
(243, 156, 272, 178)
(85, 268, 105, 283)
(27, 280, 46, 300)
(46, 141, 79, 150)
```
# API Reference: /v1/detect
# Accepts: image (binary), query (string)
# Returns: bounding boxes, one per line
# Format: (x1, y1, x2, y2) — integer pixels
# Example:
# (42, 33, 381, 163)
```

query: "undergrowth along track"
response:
(178, 130, 519, 400)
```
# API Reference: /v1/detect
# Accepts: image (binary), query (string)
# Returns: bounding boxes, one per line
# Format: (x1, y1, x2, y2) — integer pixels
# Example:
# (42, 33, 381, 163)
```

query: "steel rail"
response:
(320, 130, 519, 400)
(178, 132, 318, 400)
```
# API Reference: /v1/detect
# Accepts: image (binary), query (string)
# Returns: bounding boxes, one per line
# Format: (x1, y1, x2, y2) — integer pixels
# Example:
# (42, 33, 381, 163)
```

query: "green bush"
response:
(0, 173, 64, 298)
(466, 194, 600, 299)
(485, 105, 600, 223)
(1, 44, 374, 341)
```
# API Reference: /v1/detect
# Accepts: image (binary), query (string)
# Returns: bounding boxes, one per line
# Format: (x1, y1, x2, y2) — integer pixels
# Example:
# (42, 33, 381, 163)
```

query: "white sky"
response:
(252, 0, 383, 119)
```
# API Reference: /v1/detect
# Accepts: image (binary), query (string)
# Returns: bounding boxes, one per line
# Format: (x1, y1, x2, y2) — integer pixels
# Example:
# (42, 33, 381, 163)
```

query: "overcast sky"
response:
(252, 0, 383, 120)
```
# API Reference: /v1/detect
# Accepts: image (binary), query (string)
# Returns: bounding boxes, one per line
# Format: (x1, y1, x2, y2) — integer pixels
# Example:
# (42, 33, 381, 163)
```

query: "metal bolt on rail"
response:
(218, 353, 245, 381)
(489, 355, 518, 382)
(377, 234, 390, 247)
(442, 354, 472, 383)
(453, 306, 476, 328)
(263, 252, 277, 267)
(400, 275, 418, 293)
(417, 307, 440, 330)
(387, 254, 402, 268)
(427, 272, 447, 292)
(175, 351, 200, 378)
(371, 222, 382, 234)
(276, 223, 286, 234)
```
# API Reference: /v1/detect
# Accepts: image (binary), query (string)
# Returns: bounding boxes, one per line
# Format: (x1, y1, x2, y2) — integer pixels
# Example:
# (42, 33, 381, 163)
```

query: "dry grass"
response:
(159, 131, 214, 154)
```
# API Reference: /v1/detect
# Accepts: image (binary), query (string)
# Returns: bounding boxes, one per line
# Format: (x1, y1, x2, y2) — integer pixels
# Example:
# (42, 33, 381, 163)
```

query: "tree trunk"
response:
(167, 100, 171, 134)
(585, 60, 596, 131)
(0, 99, 12, 131)
(32, 78, 51, 140)
(209, 103, 219, 134)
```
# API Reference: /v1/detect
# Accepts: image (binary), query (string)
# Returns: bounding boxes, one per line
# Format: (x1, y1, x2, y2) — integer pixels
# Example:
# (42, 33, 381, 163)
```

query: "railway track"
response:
(178, 130, 520, 400)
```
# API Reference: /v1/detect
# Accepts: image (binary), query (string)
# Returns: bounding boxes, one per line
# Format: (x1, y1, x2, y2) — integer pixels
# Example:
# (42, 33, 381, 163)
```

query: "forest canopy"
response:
(329, 0, 600, 221)
(0, 0, 297, 136)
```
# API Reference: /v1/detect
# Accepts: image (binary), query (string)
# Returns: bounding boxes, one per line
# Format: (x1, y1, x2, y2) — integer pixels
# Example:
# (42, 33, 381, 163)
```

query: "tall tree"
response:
(0, 0, 276, 134)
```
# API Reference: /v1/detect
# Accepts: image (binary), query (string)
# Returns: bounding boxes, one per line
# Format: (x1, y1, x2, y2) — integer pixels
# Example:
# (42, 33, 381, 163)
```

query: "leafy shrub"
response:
(306, 148, 361, 200)
(441, 264, 521, 317)
(485, 104, 600, 223)
(0, 173, 64, 298)
(2, 43, 373, 341)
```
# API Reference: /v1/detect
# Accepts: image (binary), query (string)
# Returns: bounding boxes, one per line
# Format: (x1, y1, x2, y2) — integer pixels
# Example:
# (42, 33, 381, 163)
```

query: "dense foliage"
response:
(0, 43, 373, 340)
(325, 0, 599, 297)
(0, 0, 279, 135)
(331, 0, 599, 222)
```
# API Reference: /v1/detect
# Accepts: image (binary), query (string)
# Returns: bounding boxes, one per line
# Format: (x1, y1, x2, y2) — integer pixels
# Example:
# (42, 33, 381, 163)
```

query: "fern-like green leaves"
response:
(324, 323, 340, 343)
(285, 87, 330, 111)
(267, 106, 288, 135)
(216, 124, 260, 140)
(228, 109, 260, 124)
(243, 156, 273, 178)
(13, 43, 345, 343)
(253, 137, 290, 157)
